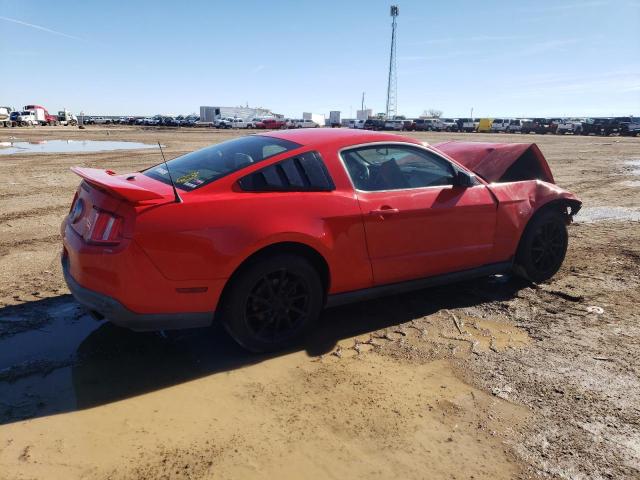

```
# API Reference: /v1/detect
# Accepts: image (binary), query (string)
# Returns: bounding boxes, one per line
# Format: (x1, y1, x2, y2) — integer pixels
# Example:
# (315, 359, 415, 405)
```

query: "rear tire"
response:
(515, 210, 568, 283)
(220, 254, 324, 353)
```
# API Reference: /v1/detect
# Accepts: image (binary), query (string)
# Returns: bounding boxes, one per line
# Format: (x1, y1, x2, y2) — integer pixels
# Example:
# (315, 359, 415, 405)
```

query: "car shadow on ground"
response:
(0, 275, 529, 425)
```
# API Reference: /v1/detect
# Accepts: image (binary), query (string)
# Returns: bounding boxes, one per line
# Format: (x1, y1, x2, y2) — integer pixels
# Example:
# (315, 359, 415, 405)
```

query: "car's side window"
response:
(238, 151, 335, 192)
(342, 145, 456, 191)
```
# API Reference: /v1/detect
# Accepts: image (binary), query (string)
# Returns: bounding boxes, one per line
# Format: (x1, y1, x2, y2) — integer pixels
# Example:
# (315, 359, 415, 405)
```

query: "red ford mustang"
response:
(61, 129, 581, 351)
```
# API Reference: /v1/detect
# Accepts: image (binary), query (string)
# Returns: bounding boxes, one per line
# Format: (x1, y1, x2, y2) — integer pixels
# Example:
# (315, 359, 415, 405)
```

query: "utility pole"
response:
(385, 5, 399, 119)
(471, 107, 474, 121)
(361, 92, 365, 111)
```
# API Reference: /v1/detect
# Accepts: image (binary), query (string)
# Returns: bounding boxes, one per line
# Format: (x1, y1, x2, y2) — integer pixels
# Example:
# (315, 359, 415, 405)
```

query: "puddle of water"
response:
(575, 206, 640, 223)
(0, 139, 158, 155)
(626, 159, 640, 177)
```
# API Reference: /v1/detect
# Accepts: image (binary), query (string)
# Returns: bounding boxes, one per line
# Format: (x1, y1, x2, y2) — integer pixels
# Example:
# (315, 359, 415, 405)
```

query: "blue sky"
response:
(1, 0, 639, 118)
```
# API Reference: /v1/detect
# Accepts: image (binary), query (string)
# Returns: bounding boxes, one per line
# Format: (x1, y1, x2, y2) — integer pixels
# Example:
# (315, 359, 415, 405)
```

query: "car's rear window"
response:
(144, 135, 300, 191)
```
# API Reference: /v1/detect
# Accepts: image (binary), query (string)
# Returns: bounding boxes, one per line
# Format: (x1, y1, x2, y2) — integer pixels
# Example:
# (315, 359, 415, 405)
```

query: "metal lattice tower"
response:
(385, 5, 399, 119)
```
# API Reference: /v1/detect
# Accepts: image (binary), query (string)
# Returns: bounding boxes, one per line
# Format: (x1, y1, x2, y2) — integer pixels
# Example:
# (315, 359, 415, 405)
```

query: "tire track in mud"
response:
(0, 235, 61, 256)
(0, 205, 68, 223)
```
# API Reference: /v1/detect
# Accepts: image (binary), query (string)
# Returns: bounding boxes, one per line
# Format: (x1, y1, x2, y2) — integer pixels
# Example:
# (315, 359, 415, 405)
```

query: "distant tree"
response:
(423, 109, 443, 118)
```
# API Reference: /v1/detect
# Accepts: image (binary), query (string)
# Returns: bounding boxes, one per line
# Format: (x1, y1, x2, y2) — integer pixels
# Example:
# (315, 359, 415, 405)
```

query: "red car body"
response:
(62, 129, 580, 340)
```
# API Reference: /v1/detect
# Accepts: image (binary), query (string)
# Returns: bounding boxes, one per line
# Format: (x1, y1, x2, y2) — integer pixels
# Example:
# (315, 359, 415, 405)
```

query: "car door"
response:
(341, 144, 497, 285)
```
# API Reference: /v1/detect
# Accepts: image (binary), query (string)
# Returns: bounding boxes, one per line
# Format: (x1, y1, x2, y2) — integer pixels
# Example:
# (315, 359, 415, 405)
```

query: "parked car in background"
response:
(246, 117, 264, 129)
(183, 116, 200, 127)
(491, 119, 510, 133)
(297, 119, 319, 128)
(556, 119, 583, 135)
(353, 119, 366, 129)
(620, 117, 640, 136)
(384, 119, 404, 131)
(364, 119, 385, 131)
(476, 118, 494, 133)
(522, 118, 557, 134)
(257, 118, 287, 129)
(414, 118, 439, 131)
(581, 118, 612, 136)
(458, 118, 478, 133)
(402, 120, 416, 131)
(161, 116, 177, 126)
(608, 117, 634, 136)
(440, 118, 458, 132)
(215, 117, 234, 129)
(506, 119, 523, 133)
(61, 129, 581, 352)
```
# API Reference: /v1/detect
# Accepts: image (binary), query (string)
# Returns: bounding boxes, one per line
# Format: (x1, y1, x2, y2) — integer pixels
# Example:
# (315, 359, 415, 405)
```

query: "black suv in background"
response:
(620, 117, 640, 136)
(363, 119, 385, 131)
(522, 118, 559, 134)
(581, 118, 623, 136)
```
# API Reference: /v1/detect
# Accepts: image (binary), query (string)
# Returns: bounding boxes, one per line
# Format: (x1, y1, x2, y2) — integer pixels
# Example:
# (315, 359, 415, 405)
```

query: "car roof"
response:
(261, 128, 423, 150)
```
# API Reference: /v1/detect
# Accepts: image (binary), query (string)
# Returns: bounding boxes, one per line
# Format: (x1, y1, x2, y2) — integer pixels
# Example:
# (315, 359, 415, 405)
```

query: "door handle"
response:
(370, 207, 400, 216)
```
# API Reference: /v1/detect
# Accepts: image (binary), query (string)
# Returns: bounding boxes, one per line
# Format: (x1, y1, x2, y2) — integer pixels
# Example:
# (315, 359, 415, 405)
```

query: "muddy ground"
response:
(0, 126, 638, 479)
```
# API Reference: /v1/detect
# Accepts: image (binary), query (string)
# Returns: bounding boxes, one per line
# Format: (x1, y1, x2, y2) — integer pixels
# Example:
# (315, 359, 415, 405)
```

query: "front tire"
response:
(515, 210, 568, 283)
(220, 254, 324, 353)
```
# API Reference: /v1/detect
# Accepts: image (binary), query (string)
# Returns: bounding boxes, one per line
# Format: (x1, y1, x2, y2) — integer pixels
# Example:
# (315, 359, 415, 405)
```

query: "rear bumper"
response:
(62, 253, 214, 331)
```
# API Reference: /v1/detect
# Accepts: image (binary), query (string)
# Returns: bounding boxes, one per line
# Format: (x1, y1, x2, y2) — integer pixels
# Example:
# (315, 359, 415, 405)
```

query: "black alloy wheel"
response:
(515, 210, 568, 283)
(530, 220, 566, 274)
(221, 254, 323, 352)
(244, 269, 311, 344)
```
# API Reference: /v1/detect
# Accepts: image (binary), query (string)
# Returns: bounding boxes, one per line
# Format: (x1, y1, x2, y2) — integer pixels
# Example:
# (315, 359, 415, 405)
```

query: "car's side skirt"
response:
(325, 261, 512, 308)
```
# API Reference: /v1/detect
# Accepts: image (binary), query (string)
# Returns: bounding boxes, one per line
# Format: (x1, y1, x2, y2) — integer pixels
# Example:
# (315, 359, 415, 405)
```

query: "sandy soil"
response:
(0, 126, 639, 479)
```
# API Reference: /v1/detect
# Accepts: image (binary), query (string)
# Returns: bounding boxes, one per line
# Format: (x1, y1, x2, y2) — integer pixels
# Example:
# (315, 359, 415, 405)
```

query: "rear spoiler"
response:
(434, 141, 555, 184)
(70, 167, 167, 202)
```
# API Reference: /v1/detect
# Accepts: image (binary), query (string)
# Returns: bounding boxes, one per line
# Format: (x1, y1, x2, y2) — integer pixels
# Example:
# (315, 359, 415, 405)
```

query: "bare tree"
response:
(423, 109, 443, 118)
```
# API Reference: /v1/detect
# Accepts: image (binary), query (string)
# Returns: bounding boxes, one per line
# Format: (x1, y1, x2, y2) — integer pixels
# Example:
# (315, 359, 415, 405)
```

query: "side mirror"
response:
(453, 170, 476, 188)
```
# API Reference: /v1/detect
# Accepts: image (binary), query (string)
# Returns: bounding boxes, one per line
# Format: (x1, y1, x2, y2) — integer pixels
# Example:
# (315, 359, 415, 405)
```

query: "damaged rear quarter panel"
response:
(487, 180, 581, 263)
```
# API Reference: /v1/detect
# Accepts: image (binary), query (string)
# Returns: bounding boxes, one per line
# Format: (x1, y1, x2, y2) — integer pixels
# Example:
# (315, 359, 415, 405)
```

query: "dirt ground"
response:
(0, 126, 638, 479)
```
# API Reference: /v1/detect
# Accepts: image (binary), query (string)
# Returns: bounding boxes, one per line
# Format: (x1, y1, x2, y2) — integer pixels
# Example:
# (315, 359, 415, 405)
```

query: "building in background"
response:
(199, 106, 279, 123)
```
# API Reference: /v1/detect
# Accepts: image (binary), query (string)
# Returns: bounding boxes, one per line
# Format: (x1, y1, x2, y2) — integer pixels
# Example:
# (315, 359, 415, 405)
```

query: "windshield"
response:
(144, 135, 300, 191)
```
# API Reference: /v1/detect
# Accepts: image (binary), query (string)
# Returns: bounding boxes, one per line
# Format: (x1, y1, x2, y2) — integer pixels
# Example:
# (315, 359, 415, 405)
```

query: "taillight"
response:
(69, 191, 79, 214)
(86, 209, 123, 245)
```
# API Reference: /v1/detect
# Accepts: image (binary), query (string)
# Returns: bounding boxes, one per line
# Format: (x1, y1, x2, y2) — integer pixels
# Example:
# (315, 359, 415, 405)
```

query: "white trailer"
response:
(199, 106, 220, 125)
(356, 109, 372, 121)
(329, 111, 341, 127)
(303, 112, 325, 127)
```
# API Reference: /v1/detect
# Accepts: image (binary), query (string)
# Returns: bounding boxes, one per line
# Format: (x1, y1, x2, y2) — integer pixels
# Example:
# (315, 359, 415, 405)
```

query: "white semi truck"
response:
(329, 111, 341, 128)
(57, 109, 78, 126)
(0, 107, 13, 127)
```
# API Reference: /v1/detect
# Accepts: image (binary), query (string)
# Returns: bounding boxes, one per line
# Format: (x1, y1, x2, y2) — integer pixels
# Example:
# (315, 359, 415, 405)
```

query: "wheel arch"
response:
(218, 241, 331, 310)
(515, 197, 580, 260)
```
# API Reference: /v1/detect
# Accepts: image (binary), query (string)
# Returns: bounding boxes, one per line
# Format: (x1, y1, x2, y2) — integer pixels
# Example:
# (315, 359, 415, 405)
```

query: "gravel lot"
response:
(1, 126, 639, 479)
